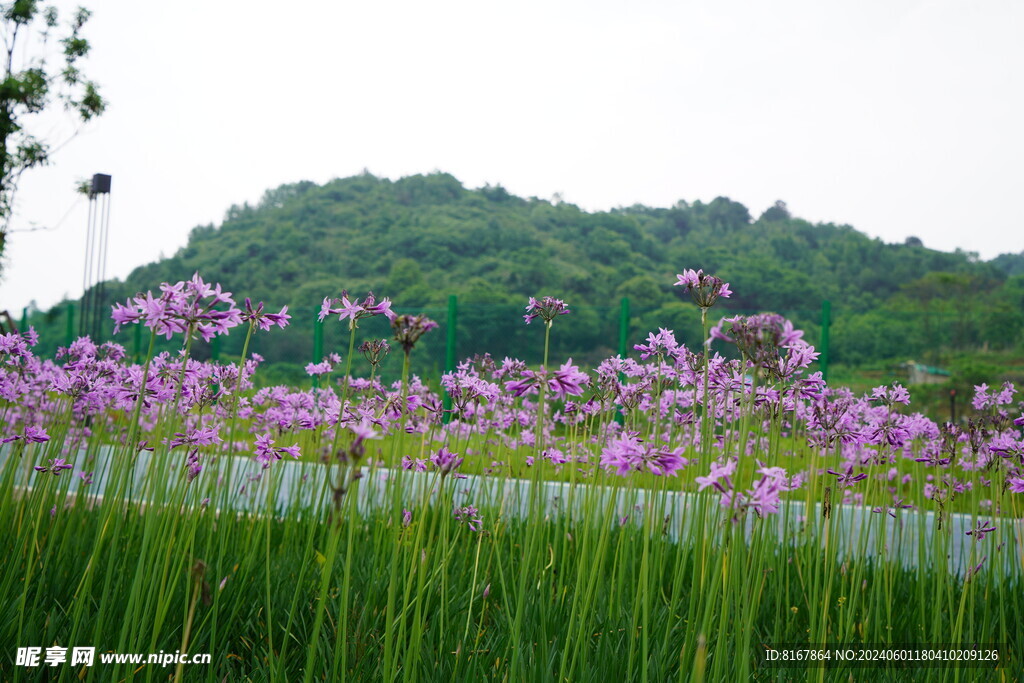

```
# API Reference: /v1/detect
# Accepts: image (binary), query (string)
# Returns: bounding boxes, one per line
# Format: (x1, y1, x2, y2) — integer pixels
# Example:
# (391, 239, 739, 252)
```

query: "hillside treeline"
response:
(24, 172, 1024, 378)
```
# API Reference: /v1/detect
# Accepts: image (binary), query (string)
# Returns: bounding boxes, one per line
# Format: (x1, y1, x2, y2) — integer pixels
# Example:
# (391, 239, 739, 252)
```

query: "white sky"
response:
(1, 0, 1022, 315)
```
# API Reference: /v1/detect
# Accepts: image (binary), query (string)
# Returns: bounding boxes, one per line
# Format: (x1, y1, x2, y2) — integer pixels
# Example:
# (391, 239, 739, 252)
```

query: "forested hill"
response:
(29, 171, 1024, 367)
(120, 171, 1003, 313)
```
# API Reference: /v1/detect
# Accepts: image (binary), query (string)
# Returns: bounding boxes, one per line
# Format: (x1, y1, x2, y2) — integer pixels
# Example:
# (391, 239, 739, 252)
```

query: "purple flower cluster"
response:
(34, 457, 74, 476)
(710, 313, 803, 364)
(319, 291, 396, 328)
(674, 268, 732, 309)
(3, 272, 1023, 539)
(112, 272, 244, 341)
(453, 504, 483, 532)
(600, 431, 690, 477)
(2, 425, 49, 444)
(360, 339, 391, 368)
(254, 433, 301, 469)
(523, 296, 570, 325)
(241, 298, 291, 331)
(505, 359, 590, 400)
(392, 314, 439, 353)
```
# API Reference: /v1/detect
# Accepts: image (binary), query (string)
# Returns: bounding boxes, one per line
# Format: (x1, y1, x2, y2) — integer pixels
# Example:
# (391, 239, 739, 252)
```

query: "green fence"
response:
(20, 297, 839, 384)
(21, 294, 1024, 386)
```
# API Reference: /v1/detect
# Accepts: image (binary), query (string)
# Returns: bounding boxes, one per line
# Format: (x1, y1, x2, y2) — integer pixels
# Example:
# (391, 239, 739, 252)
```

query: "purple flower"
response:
(966, 521, 996, 541)
(709, 313, 803, 363)
(430, 446, 464, 476)
(745, 481, 783, 517)
(871, 498, 913, 519)
(494, 357, 527, 379)
(185, 449, 204, 482)
(972, 384, 990, 411)
(360, 339, 391, 367)
(320, 291, 397, 328)
(995, 381, 1016, 405)
(914, 451, 952, 467)
(348, 419, 380, 445)
(34, 458, 74, 476)
(867, 420, 911, 449)
(111, 272, 242, 341)
(600, 432, 646, 476)
(523, 296, 570, 325)
(870, 384, 911, 406)
(306, 360, 333, 376)
(600, 432, 691, 477)
(392, 314, 439, 353)
(548, 359, 590, 399)
(986, 434, 1023, 460)
(454, 505, 483, 532)
(504, 371, 540, 398)
(0, 332, 29, 359)
(673, 269, 732, 309)
(763, 341, 821, 383)
(826, 463, 868, 488)
(241, 298, 291, 331)
(505, 360, 588, 400)
(695, 458, 737, 493)
(634, 328, 679, 360)
(967, 555, 988, 581)
(254, 433, 301, 469)
(1007, 477, 1024, 493)
(1, 425, 50, 444)
(442, 371, 500, 412)
(402, 509, 412, 527)
(645, 446, 690, 477)
(735, 462, 801, 519)
(167, 426, 222, 450)
(22, 326, 38, 347)
(110, 295, 151, 333)
(401, 456, 428, 472)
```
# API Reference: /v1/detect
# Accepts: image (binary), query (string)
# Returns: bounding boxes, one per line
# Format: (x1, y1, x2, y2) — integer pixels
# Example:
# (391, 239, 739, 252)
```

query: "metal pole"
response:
(820, 300, 831, 383)
(618, 297, 630, 358)
(134, 322, 142, 363)
(94, 192, 112, 341)
(615, 298, 631, 425)
(65, 303, 75, 347)
(80, 196, 97, 335)
(443, 295, 457, 420)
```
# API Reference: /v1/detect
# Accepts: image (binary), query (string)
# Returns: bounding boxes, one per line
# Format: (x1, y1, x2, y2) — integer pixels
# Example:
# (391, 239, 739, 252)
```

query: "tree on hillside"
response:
(759, 200, 791, 222)
(0, 1, 105, 274)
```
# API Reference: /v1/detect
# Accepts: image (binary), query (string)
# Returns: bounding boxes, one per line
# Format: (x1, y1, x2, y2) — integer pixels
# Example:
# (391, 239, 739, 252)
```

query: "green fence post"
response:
(443, 295, 457, 421)
(20, 306, 27, 333)
(312, 312, 324, 389)
(618, 297, 630, 358)
(65, 303, 75, 347)
(134, 323, 142, 363)
(615, 297, 630, 425)
(820, 300, 831, 383)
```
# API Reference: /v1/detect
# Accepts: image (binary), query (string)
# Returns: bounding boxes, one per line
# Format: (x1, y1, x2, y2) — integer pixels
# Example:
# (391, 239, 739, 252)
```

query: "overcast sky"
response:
(1, 0, 1021, 315)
